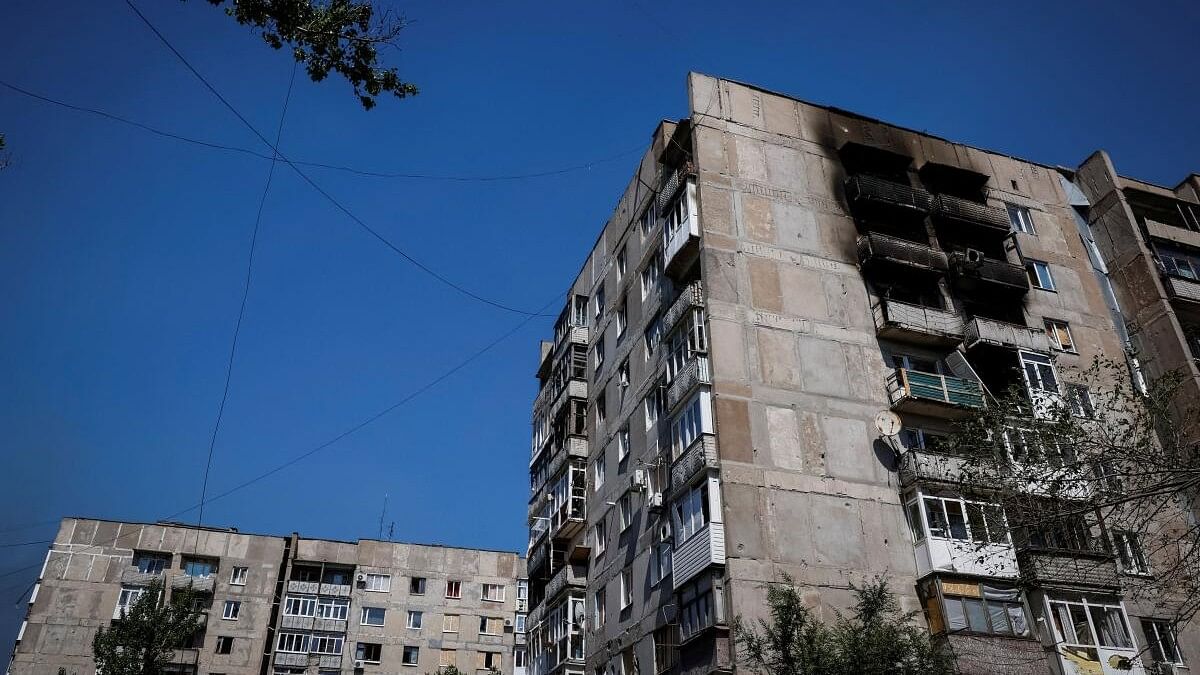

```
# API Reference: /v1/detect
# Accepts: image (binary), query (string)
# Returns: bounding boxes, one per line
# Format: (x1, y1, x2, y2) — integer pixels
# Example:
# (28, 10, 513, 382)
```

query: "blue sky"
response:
(2, 0, 1199, 654)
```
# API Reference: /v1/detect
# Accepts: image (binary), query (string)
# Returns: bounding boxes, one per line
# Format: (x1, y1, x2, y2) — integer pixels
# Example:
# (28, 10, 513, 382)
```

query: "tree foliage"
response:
(734, 575, 955, 675)
(200, 0, 416, 109)
(92, 580, 203, 675)
(946, 356, 1200, 621)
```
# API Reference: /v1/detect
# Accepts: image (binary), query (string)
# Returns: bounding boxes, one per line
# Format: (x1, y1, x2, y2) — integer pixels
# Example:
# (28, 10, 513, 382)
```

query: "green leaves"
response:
(200, 0, 416, 109)
(92, 580, 204, 675)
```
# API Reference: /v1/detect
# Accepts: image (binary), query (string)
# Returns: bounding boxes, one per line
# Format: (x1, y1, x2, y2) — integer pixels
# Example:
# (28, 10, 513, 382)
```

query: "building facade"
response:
(7, 519, 528, 675)
(524, 73, 1199, 675)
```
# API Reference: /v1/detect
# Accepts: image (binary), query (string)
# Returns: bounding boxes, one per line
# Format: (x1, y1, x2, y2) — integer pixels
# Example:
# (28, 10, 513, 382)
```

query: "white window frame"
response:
(1047, 595, 1135, 651)
(355, 642, 382, 663)
(619, 568, 633, 609)
(482, 583, 506, 602)
(363, 573, 391, 593)
(360, 606, 386, 627)
(1142, 619, 1184, 665)
(222, 600, 241, 620)
(616, 303, 627, 339)
(479, 616, 502, 635)
(309, 633, 343, 655)
(594, 520, 608, 558)
(1113, 530, 1151, 576)
(443, 614, 460, 633)
(617, 246, 628, 279)
(284, 594, 317, 617)
(1044, 319, 1075, 352)
(594, 454, 606, 492)
(229, 566, 248, 586)
(618, 493, 633, 531)
(407, 610, 424, 630)
(670, 391, 712, 460)
(115, 586, 147, 618)
(1007, 204, 1036, 234)
(445, 579, 462, 599)
(277, 632, 311, 654)
(1027, 260, 1056, 290)
(641, 251, 662, 300)
(402, 646, 420, 666)
(317, 597, 349, 621)
(594, 588, 606, 628)
(617, 426, 631, 463)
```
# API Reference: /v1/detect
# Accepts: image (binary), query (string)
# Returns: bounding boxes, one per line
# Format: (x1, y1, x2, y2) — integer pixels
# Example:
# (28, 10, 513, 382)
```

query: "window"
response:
(670, 393, 707, 459)
(594, 455, 606, 492)
(644, 316, 663, 357)
(640, 204, 657, 240)
(912, 494, 1008, 544)
(1007, 204, 1035, 234)
(443, 614, 460, 633)
(215, 636, 234, 654)
(672, 482, 711, 543)
(649, 543, 672, 586)
(1026, 260, 1055, 290)
(278, 632, 310, 654)
(618, 493, 633, 531)
(1044, 319, 1075, 352)
(594, 336, 607, 371)
(317, 597, 349, 620)
(1020, 351, 1060, 394)
(477, 652, 502, 671)
(479, 616, 504, 635)
(899, 428, 948, 452)
(222, 600, 241, 620)
(445, 580, 462, 599)
(594, 520, 607, 558)
(291, 566, 321, 583)
(515, 613, 526, 633)
(596, 391, 607, 427)
(229, 566, 248, 585)
(595, 286, 606, 323)
(310, 633, 343, 655)
(619, 568, 633, 609)
(284, 595, 316, 617)
(644, 386, 664, 430)
(1161, 254, 1198, 280)
(514, 648, 528, 669)
(617, 426, 631, 464)
(356, 642, 382, 663)
(363, 573, 391, 592)
(183, 558, 215, 578)
(1063, 384, 1095, 418)
(679, 586, 715, 640)
(594, 588, 607, 628)
(654, 625, 680, 674)
(360, 606, 386, 626)
(641, 253, 662, 300)
(616, 303, 627, 339)
(1142, 619, 1184, 665)
(1048, 596, 1133, 650)
(617, 246, 628, 278)
(402, 646, 420, 666)
(890, 353, 943, 375)
(937, 582, 1029, 636)
(133, 552, 169, 575)
(482, 583, 505, 602)
(617, 359, 630, 401)
(410, 577, 426, 595)
(1113, 531, 1150, 575)
(407, 610, 424, 629)
(439, 649, 457, 668)
(115, 586, 147, 618)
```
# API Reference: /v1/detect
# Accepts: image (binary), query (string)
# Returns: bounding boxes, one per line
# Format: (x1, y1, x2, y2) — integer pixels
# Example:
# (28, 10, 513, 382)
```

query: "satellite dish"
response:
(874, 410, 903, 438)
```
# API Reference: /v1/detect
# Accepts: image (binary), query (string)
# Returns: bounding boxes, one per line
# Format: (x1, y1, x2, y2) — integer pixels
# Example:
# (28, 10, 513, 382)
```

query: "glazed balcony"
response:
(887, 369, 985, 418)
(319, 582, 352, 597)
(672, 522, 726, 590)
(932, 194, 1011, 234)
(1017, 548, 1120, 590)
(844, 175, 933, 214)
(857, 233, 948, 273)
(662, 281, 704, 332)
(963, 317, 1049, 352)
(666, 355, 710, 411)
(949, 252, 1030, 294)
(1164, 274, 1200, 305)
(872, 300, 963, 346)
(671, 435, 719, 493)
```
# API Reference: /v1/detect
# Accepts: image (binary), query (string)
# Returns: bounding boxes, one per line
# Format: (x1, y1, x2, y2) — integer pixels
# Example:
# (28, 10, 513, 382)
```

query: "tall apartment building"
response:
(7, 519, 528, 675)
(524, 73, 1199, 675)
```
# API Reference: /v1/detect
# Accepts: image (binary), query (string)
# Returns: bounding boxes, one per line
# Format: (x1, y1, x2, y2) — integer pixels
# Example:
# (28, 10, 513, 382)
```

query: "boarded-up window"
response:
(443, 614, 459, 633)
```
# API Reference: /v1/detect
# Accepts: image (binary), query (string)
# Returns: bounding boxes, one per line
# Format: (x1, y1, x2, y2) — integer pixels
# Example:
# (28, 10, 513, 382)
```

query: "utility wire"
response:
(0, 79, 646, 182)
(196, 62, 298, 531)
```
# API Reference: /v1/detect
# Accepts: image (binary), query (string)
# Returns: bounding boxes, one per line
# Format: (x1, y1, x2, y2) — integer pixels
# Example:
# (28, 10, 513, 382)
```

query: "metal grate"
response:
(933, 194, 1011, 231)
(857, 233, 949, 271)
(845, 175, 933, 212)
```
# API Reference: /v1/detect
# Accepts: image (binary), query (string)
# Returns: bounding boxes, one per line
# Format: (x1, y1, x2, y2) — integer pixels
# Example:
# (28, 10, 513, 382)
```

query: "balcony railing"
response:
(1146, 218, 1200, 249)
(274, 653, 307, 668)
(171, 574, 214, 593)
(543, 564, 587, 603)
(887, 369, 985, 416)
(662, 281, 704, 332)
(671, 435, 719, 493)
(319, 582, 352, 597)
(1017, 548, 1120, 590)
(844, 176, 933, 213)
(666, 355, 710, 411)
(672, 522, 725, 590)
(287, 580, 320, 594)
(171, 649, 199, 666)
(872, 300, 963, 345)
(963, 317, 1049, 352)
(949, 252, 1030, 294)
(1164, 274, 1200, 304)
(656, 162, 695, 213)
(120, 567, 163, 586)
(933, 194, 1011, 233)
(857, 233, 948, 272)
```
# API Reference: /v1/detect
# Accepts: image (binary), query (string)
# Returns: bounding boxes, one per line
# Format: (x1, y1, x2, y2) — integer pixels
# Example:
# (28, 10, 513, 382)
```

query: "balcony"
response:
(319, 583, 352, 597)
(655, 161, 695, 213)
(901, 450, 976, 487)
(887, 369, 985, 418)
(315, 617, 347, 632)
(671, 435, 719, 493)
(844, 175, 933, 214)
(662, 281, 704, 332)
(543, 564, 587, 603)
(318, 656, 342, 669)
(666, 355, 710, 411)
(171, 574, 214, 593)
(1017, 548, 1120, 590)
(280, 615, 315, 631)
(171, 649, 199, 666)
(287, 580, 320, 594)
(120, 567, 163, 586)
(1164, 274, 1200, 305)
(672, 522, 725, 590)
(913, 537, 1018, 581)
(274, 653, 308, 668)
(963, 317, 1049, 352)
(663, 211, 700, 278)
(932, 194, 1011, 234)
(857, 233, 948, 273)
(872, 300, 963, 346)
(949, 252, 1030, 295)
(1146, 217, 1200, 250)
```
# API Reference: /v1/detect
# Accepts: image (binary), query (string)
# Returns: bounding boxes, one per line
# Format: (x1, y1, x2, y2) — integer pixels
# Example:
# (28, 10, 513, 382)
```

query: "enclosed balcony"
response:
(844, 175, 933, 215)
(543, 563, 586, 603)
(932, 194, 1011, 234)
(857, 233, 948, 274)
(963, 317, 1050, 352)
(662, 179, 700, 277)
(666, 355, 710, 411)
(905, 490, 1018, 580)
(1164, 274, 1200, 305)
(949, 252, 1030, 295)
(872, 300, 963, 346)
(887, 369, 985, 418)
(671, 435, 719, 492)
(1017, 548, 1120, 591)
(549, 462, 586, 540)
(662, 280, 704, 332)
(672, 522, 726, 590)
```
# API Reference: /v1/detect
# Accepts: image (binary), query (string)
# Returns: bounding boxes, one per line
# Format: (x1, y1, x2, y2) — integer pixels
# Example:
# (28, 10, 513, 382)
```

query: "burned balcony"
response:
(844, 175, 933, 215)
(932, 194, 1012, 234)
(964, 317, 1050, 352)
(1017, 548, 1120, 591)
(1164, 274, 1200, 305)
(949, 252, 1030, 295)
(857, 233, 948, 274)
(872, 300, 963, 346)
(549, 461, 586, 541)
(887, 369, 985, 418)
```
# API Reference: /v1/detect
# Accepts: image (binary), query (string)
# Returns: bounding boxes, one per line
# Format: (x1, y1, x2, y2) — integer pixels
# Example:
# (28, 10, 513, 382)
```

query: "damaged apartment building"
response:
(524, 73, 1200, 675)
(7, 519, 529, 675)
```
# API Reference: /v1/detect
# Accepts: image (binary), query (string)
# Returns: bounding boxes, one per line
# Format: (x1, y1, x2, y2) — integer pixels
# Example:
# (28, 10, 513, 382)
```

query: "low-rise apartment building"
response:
(7, 519, 528, 675)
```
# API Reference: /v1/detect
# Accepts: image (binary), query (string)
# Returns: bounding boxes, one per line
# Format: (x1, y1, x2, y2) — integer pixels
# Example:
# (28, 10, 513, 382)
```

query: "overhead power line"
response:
(0, 79, 646, 182)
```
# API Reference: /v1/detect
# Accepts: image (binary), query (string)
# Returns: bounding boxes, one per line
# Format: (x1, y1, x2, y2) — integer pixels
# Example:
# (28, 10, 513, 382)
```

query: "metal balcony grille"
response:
(949, 253, 1030, 292)
(888, 369, 985, 410)
(845, 175, 933, 213)
(964, 317, 1049, 352)
(933, 194, 1011, 231)
(857, 233, 948, 271)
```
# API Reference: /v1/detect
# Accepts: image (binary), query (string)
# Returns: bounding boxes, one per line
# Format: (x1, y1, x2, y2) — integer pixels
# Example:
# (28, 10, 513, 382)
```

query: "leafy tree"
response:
(199, 0, 417, 109)
(945, 357, 1200, 622)
(92, 580, 203, 675)
(734, 575, 955, 675)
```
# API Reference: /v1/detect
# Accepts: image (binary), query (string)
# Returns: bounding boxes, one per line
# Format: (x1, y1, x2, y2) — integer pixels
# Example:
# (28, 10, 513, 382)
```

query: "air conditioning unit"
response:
(356, 573, 366, 583)
(354, 661, 365, 670)
(504, 618, 513, 627)
(631, 470, 647, 490)
(647, 493, 664, 510)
